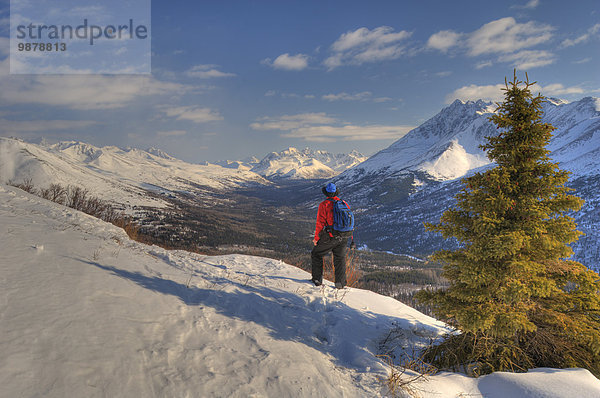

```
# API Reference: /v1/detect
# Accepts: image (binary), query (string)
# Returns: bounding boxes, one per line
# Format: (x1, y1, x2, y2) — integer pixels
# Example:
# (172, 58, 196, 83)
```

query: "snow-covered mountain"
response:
(346, 99, 497, 182)
(219, 147, 367, 180)
(337, 97, 600, 199)
(338, 97, 600, 269)
(146, 146, 176, 160)
(0, 138, 270, 208)
(3, 183, 600, 397)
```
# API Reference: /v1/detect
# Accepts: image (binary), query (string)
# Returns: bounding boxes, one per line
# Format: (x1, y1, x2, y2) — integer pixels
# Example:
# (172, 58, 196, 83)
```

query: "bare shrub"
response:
(378, 353, 435, 397)
(10, 178, 37, 194)
(8, 179, 149, 245)
(113, 216, 142, 242)
(39, 183, 66, 204)
(66, 185, 89, 211)
(321, 244, 362, 288)
(345, 246, 362, 288)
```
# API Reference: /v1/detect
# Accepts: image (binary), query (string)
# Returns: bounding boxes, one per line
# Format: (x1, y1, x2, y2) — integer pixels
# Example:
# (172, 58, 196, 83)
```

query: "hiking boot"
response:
(312, 279, 322, 287)
(335, 282, 345, 289)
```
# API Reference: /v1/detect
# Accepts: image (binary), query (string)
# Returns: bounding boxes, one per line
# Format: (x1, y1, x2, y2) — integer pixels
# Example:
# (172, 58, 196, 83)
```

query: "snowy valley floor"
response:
(1, 183, 600, 398)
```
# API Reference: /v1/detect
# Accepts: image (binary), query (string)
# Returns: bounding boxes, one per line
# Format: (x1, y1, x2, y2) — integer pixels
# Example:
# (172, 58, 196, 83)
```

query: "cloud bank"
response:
(251, 112, 414, 142)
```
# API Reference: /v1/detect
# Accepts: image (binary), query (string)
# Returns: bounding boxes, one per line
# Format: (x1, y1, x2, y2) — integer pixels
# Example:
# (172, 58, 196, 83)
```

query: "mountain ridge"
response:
(0, 137, 271, 209)
(217, 146, 367, 180)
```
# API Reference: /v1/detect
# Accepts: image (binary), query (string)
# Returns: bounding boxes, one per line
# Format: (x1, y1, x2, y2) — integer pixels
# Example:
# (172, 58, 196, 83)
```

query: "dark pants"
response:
(311, 233, 348, 286)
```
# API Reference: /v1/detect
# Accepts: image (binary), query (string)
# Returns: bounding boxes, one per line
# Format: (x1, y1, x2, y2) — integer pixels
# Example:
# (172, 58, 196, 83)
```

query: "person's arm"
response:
(313, 201, 327, 245)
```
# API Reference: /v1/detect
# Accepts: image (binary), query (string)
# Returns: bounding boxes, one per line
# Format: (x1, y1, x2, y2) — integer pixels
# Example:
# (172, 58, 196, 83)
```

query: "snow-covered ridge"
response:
(2, 184, 600, 397)
(218, 147, 367, 180)
(0, 137, 270, 208)
(338, 96, 600, 187)
(146, 146, 176, 160)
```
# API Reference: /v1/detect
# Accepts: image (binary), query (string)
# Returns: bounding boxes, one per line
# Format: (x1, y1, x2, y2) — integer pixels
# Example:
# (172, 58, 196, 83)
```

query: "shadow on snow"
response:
(85, 259, 433, 372)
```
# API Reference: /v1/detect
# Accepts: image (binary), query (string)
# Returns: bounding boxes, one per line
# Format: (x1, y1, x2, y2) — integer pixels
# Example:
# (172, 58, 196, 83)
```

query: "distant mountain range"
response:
(216, 147, 367, 180)
(0, 138, 270, 209)
(0, 138, 366, 210)
(334, 96, 600, 272)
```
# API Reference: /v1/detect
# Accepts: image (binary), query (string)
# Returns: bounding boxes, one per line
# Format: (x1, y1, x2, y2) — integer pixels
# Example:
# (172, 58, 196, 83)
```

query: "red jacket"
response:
(314, 196, 348, 242)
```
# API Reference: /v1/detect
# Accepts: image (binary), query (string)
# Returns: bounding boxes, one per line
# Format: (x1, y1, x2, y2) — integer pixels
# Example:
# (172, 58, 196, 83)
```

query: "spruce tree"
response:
(418, 72, 600, 376)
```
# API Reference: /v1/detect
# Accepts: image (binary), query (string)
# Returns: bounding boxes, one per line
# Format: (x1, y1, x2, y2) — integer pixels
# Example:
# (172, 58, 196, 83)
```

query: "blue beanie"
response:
(322, 182, 338, 197)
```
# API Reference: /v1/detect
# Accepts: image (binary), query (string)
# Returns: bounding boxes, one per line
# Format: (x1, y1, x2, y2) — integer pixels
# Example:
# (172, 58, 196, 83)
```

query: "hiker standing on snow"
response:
(311, 183, 354, 289)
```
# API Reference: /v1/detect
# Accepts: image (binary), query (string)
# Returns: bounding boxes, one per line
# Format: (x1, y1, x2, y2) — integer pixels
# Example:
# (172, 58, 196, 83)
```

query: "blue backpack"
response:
(327, 198, 354, 236)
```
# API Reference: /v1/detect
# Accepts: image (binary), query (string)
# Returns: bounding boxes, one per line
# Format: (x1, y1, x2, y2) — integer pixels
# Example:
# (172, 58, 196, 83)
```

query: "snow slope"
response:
(0, 138, 269, 208)
(2, 184, 600, 397)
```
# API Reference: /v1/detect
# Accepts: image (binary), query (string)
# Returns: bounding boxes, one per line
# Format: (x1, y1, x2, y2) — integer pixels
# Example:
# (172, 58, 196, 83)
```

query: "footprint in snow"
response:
(313, 324, 330, 344)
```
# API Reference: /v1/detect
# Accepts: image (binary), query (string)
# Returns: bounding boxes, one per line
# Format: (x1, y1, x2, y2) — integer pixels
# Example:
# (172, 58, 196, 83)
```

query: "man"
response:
(311, 182, 353, 289)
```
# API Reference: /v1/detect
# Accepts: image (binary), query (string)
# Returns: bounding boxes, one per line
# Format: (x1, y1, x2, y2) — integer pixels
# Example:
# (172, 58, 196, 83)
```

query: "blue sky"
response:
(1, 0, 599, 162)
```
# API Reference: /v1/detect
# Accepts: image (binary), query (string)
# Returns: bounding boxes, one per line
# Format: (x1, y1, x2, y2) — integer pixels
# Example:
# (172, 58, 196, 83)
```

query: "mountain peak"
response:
(546, 97, 569, 106)
(146, 147, 175, 160)
(249, 147, 366, 180)
(443, 98, 494, 115)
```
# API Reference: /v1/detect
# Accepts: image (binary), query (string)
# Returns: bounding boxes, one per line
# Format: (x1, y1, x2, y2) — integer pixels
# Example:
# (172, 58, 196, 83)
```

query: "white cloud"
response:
(428, 17, 555, 70)
(475, 60, 494, 69)
(263, 90, 391, 103)
(573, 57, 591, 64)
(435, 71, 453, 78)
(156, 130, 187, 137)
(324, 26, 412, 69)
(321, 91, 392, 103)
(534, 83, 584, 96)
(264, 90, 304, 99)
(250, 112, 413, 142)
(0, 72, 189, 110)
(426, 30, 463, 52)
(264, 53, 309, 71)
(250, 113, 337, 131)
(445, 82, 585, 103)
(467, 17, 553, 56)
(428, 17, 553, 57)
(499, 50, 555, 69)
(284, 124, 415, 142)
(445, 84, 506, 104)
(323, 54, 343, 70)
(560, 23, 600, 48)
(322, 91, 372, 101)
(373, 96, 393, 103)
(0, 118, 96, 133)
(160, 106, 223, 124)
(185, 64, 236, 79)
(511, 0, 540, 9)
